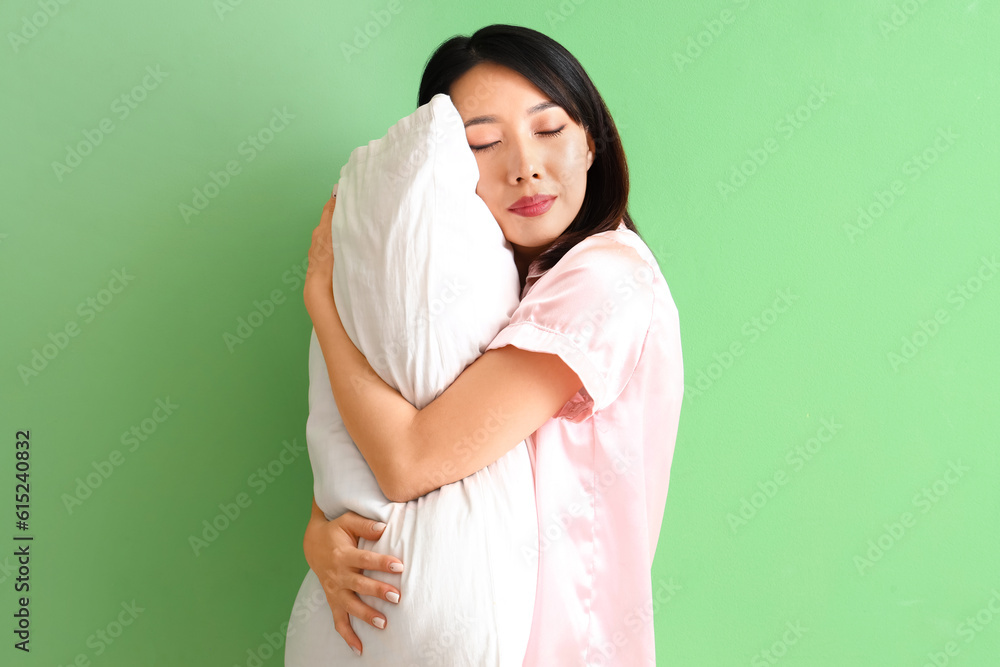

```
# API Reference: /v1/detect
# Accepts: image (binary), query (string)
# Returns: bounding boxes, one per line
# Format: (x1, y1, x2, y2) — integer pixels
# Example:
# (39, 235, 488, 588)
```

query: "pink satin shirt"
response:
(485, 221, 684, 666)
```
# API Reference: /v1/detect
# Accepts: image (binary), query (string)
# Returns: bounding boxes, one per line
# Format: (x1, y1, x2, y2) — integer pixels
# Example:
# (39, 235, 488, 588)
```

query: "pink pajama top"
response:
(485, 222, 684, 667)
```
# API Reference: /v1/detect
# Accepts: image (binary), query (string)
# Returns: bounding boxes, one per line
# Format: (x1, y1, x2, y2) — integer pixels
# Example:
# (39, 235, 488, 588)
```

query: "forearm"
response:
(308, 297, 417, 500)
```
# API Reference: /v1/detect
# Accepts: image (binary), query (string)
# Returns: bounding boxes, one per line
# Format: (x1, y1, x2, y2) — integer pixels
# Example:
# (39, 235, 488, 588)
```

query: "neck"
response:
(515, 263, 528, 293)
(513, 252, 536, 293)
(513, 243, 546, 287)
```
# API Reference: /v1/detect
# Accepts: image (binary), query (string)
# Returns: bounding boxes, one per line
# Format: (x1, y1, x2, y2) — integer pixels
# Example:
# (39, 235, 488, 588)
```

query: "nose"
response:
(508, 134, 543, 184)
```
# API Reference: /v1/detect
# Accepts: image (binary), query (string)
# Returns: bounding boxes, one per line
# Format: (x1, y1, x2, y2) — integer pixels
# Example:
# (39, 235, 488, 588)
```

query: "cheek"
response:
(473, 153, 487, 175)
(557, 145, 589, 189)
(473, 154, 494, 190)
(473, 159, 502, 208)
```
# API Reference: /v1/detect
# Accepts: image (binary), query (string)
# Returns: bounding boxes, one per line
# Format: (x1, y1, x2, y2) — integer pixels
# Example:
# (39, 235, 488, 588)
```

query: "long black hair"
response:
(417, 24, 642, 274)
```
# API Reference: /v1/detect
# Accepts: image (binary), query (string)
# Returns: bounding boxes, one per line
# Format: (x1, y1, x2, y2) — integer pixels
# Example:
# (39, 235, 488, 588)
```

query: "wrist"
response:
(303, 512, 328, 563)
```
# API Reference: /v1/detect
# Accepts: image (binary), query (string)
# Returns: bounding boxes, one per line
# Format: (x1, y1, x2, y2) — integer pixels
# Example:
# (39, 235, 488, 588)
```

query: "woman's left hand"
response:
(304, 193, 337, 315)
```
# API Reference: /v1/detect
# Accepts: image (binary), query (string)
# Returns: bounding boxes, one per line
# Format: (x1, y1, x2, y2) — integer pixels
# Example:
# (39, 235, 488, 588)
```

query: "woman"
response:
(303, 23, 684, 665)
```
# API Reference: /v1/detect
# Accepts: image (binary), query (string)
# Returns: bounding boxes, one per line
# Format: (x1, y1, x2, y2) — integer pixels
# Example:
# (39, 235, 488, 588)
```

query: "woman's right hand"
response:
(303, 498, 404, 656)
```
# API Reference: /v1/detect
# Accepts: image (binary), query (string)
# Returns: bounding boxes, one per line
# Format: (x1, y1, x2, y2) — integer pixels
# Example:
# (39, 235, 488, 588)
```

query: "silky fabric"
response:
(485, 224, 684, 667)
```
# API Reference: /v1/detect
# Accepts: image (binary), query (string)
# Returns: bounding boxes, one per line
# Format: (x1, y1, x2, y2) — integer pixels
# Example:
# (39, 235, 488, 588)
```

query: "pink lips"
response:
(509, 194, 556, 217)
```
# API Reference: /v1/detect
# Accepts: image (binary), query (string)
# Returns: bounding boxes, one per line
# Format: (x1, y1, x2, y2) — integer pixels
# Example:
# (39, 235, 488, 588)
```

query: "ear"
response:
(585, 128, 596, 170)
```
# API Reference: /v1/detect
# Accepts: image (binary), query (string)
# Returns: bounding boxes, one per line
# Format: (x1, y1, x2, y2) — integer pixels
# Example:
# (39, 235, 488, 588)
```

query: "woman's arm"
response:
(304, 196, 582, 502)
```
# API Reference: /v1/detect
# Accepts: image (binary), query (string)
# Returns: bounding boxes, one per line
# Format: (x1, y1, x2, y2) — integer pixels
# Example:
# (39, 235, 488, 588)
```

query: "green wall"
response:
(2, 1, 998, 665)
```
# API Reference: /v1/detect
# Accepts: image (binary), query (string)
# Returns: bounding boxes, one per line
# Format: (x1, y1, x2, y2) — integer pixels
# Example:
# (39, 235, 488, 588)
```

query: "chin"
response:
(498, 211, 570, 251)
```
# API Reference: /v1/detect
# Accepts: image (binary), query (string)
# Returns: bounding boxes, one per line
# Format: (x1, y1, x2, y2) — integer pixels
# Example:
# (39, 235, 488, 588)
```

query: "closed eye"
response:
(470, 125, 567, 153)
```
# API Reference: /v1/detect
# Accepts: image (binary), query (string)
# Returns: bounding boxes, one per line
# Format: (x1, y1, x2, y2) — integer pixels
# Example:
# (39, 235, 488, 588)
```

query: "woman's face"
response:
(449, 63, 596, 266)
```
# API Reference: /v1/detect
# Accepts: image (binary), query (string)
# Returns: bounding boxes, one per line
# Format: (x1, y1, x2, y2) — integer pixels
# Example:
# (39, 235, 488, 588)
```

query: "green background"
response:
(2, 0, 998, 665)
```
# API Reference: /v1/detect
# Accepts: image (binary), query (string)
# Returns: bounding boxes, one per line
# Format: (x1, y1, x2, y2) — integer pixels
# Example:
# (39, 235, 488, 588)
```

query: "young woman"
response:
(302, 24, 684, 666)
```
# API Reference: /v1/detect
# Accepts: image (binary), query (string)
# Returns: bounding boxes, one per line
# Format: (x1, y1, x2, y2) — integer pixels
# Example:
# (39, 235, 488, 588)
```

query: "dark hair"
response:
(417, 24, 643, 274)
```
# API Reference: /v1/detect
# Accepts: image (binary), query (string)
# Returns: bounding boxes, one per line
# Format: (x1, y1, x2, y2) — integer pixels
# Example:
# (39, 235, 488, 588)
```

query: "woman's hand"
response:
(303, 499, 404, 656)
(303, 193, 337, 317)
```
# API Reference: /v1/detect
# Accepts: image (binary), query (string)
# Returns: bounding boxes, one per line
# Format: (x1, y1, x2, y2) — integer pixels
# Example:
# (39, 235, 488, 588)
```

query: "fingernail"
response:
(386, 591, 400, 604)
(372, 521, 387, 532)
(389, 562, 404, 573)
(352, 646, 361, 656)
(373, 617, 386, 629)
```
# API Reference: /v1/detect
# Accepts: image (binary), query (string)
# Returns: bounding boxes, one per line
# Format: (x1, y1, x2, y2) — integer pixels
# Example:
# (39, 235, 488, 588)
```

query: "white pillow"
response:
(284, 93, 538, 666)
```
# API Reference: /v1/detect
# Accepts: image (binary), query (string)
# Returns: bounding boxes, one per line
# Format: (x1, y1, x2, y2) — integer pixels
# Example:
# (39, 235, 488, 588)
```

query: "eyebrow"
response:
(463, 101, 561, 128)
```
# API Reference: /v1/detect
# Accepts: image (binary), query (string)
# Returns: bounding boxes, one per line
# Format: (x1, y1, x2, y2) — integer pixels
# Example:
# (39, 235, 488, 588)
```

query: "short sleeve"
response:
(485, 237, 655, 422)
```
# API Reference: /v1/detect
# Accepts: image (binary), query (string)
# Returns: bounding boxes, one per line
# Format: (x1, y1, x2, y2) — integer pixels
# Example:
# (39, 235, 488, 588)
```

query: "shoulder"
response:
(489, 227, 674, 420)
(532, 226, 664, 305)
(517, 228, 658, 341)
(562, 226, 648, 266)
(588, 226, 679, 314)
(551, 224, 659, 277)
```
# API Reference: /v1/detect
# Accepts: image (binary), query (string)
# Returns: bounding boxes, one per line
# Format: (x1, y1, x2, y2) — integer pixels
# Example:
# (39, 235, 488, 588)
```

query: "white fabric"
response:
(285, 93, 538, 666)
